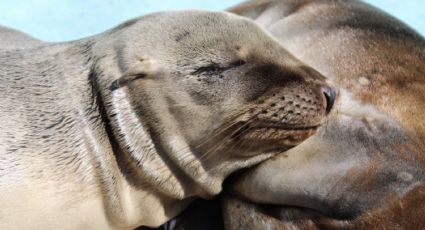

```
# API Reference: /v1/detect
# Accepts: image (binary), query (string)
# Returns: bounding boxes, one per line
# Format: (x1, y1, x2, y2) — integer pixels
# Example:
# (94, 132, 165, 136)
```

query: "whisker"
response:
(199, 112, 262, 161)
(192, 120, 243, 162)
(222, 124, 255, 157)
(164, 108, 252, 162)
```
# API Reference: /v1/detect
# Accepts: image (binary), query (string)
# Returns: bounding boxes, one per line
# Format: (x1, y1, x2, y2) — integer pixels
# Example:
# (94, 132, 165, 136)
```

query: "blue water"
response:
(0, 0, 423, 42)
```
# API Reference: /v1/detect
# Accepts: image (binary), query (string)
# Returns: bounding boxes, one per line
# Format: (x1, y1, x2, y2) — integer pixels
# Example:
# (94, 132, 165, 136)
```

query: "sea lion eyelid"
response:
(231, 59, 247, 67)
(109, 73, 146, 91)
(191, 60, 246, 75)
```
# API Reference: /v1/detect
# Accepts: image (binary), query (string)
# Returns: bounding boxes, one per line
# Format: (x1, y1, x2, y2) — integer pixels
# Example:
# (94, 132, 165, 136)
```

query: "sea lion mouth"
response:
(253, 124, 321, 131)
(219, 129, 318, 157)
(229, 122, 320, 147)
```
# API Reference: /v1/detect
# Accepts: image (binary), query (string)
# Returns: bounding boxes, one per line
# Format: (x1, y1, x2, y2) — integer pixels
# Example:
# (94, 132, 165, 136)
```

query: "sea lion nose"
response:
(322, 86, 336, 114)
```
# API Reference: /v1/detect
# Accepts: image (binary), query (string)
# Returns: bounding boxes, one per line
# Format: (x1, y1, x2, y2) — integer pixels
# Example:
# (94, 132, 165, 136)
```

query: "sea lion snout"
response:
(223, 68, 335, 153)
(248, 64, 335, 129)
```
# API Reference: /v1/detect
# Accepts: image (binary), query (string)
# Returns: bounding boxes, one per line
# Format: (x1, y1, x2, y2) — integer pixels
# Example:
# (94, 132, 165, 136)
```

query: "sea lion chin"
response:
(0, 10, 334, 229)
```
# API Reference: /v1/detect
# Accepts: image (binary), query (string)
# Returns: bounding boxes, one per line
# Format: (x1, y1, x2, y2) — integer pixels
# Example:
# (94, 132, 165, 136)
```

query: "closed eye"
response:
(191, 60, 246, 76)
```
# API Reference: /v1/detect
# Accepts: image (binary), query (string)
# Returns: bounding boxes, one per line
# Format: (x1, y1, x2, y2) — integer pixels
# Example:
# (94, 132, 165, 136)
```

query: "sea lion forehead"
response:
(148, 10, 257, 28)
(113, 10, 284, 68)
(122, 10, 268, 44)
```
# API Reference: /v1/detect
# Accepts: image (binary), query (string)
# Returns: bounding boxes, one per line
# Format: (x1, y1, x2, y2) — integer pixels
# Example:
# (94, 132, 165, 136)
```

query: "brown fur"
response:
(222, 0, 425, 229)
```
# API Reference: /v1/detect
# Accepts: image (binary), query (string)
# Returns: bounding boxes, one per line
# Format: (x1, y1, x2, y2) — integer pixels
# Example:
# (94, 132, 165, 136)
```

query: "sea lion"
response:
(0, 10, 334, 229)
(219, 0, 425, 229)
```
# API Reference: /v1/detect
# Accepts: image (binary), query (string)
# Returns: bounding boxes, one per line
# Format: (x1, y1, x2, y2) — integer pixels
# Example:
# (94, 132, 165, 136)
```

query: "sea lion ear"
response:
(110, 57, 160, 91)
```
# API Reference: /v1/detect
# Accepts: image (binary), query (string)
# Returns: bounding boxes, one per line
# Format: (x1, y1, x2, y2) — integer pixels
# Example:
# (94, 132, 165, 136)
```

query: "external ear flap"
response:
(110, 58, 159, 91)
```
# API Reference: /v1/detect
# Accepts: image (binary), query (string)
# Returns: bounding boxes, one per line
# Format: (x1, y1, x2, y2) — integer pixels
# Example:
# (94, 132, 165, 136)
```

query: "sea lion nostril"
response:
(322, 87, 336, 114)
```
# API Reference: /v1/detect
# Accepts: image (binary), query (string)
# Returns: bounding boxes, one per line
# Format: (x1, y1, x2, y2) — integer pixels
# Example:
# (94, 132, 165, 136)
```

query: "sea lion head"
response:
(90, 10, 336, 199)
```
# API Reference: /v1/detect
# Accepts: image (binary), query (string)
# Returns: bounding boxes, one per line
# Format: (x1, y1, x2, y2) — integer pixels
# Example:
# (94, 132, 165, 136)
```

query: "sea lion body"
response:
(0, 10, 333, 229)
(0, 32, 123, 229)
(222, 0, 425, 229)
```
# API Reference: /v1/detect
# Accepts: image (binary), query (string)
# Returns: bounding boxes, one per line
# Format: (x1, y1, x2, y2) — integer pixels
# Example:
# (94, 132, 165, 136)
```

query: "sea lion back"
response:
(0, 25, 43, 50)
